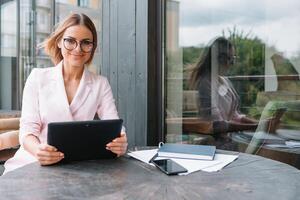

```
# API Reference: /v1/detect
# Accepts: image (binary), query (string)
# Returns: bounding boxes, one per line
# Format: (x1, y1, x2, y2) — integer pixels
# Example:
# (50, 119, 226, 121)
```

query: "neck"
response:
(62, 61, 84, 81)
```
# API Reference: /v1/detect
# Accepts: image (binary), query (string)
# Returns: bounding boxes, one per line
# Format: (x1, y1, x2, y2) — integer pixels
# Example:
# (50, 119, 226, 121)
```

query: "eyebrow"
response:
(64, 36, 93, 41)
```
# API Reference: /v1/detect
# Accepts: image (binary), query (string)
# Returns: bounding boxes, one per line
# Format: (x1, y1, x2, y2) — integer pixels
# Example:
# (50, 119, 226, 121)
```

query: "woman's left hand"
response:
(106, 132, 128, 157)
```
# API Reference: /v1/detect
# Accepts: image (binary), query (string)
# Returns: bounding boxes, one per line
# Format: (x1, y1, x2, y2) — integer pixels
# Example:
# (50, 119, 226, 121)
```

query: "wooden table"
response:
(0, 150, 299, 200)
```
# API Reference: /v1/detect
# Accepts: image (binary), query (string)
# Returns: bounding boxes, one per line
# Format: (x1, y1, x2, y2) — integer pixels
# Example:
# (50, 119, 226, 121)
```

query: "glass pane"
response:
(20, 0, 34, 85)
(36, 0, 53, 69)
(56, 0, 77, 6)
(164, 0, 300, 168)
(1, 1, 17, 57)
(79, 0, 100, 9)
(55, 0, 102, 73)
(0, 0, 17, 109)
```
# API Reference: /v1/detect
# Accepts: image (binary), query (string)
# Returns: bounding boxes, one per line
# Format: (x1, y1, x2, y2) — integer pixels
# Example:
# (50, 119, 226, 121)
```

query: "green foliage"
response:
(222, 27, 265, 109)
(183, 46, 203, 65)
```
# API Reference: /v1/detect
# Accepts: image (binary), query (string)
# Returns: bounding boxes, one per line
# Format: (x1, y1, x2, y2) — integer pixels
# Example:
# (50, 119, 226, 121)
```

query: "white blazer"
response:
(4, 61, 121, 174)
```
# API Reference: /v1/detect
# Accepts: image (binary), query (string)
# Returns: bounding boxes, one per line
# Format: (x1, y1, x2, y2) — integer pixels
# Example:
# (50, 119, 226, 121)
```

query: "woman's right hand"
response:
(34, 144, 64, 165)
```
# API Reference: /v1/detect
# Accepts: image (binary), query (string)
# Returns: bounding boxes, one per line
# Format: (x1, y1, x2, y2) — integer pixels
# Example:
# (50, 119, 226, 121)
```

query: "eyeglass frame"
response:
(62, 37, 95, 53)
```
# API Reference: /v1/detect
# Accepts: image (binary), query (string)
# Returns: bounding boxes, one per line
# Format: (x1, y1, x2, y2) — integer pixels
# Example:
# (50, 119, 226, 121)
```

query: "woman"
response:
(190, 37, 257, 133)
(4, 13, 127, 174)
(190, 37, 280, 134)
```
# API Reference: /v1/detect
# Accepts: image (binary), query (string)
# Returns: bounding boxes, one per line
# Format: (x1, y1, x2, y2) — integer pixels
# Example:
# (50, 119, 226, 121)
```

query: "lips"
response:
(70, 54, 84, 57)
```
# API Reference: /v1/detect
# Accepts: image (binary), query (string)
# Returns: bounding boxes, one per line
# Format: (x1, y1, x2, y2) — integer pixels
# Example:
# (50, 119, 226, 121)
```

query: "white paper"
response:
(127, 149, 158, 165)
(127, 149, 238, 175)
(201, 154, 238, 172)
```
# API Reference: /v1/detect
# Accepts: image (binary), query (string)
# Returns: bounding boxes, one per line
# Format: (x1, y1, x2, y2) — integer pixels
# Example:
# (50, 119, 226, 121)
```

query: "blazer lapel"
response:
(69, 66, 92, 115)
(51, 61, 74, 121)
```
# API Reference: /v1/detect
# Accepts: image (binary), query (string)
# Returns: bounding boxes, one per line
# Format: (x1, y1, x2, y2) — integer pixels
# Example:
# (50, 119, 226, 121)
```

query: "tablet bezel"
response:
(47, 119, 123, 162)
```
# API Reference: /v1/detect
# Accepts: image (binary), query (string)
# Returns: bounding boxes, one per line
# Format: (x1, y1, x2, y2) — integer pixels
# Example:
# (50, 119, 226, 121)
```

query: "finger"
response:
(107, 146, 125, 151)
(106, 138, 127, 147)
(37, 153, 64, 160)
(37, 151, 64, 157)
(106, 142, 128, 148)
(112, 136, 127, 142)
(107, 146, 127, 154)
(107, 140, 127, 146)
(39, 144, 57, 151)
(36, 150, 64, 158)
(38, 156, 62, 163)
(39, 157, 63, 166)
(113, 133, 127, 142)
(38, 158, 63, 165)
(109, 149, 125, 156)
(39, 144, 57, 152)
(106, 140, 123, 147)
(37, 154, 64, 163)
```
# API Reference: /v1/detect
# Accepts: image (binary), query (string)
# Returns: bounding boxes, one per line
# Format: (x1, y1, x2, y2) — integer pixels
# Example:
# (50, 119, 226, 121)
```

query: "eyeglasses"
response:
(63, 38, 94, 53)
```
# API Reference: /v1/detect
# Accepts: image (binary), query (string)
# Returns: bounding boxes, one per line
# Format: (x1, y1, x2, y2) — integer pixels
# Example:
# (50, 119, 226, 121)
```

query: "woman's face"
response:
(217, 46, 236, 75)
(59, 25, 94, 68)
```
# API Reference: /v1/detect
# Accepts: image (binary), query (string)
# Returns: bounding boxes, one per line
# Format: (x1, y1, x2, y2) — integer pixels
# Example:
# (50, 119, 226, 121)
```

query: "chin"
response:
(73, 63, 86, 68)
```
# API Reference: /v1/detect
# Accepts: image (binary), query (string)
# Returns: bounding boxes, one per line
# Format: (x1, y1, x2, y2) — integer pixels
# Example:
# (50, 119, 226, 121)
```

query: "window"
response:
(0, 0, 18, 109)
(0, 0, 102, 109)
(164, 0, 300, 168)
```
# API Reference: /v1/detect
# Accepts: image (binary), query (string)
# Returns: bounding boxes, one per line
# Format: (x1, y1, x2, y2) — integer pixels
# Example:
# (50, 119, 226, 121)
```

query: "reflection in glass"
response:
(0, 0, 17, 109)
(190, 37, 259, 132)
(164, 0, 300, 169)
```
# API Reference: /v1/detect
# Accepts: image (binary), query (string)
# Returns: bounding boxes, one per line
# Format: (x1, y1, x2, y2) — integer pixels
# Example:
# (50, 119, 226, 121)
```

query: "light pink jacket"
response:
(4, 61, 121, 174)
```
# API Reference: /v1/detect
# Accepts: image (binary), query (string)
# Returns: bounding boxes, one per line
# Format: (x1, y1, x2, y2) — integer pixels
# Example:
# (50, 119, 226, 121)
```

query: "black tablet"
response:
(47, 119, 123, 161)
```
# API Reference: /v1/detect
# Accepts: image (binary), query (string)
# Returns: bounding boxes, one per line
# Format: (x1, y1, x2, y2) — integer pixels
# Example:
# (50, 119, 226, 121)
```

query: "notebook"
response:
(47, 119, 123, 161)
(157, 143, 216, 160)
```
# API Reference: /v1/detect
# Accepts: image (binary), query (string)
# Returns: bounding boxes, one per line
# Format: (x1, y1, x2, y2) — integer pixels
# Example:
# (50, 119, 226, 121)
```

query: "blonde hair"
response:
(40, 13, 97, 65)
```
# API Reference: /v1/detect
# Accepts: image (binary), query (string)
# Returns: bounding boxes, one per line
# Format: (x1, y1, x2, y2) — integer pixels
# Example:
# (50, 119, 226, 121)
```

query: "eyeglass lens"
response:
(63, 38, 93, 53)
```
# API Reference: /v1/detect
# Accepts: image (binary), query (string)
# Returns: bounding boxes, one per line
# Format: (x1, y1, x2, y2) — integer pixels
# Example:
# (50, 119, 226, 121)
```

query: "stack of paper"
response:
(127, 149, 238, 175)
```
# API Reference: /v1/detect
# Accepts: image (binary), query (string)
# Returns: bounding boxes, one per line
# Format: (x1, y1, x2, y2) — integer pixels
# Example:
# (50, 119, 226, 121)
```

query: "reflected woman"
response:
(4, 13, 127, 174)
(190, 37, 265, 134)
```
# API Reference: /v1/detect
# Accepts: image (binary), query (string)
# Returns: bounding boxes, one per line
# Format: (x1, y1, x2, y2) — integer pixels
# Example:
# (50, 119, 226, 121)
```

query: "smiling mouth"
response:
(70, 54, 84, 57)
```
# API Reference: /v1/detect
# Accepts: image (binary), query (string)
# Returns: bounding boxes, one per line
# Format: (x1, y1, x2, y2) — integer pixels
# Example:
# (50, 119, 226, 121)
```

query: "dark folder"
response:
(157, 143, 216, 160)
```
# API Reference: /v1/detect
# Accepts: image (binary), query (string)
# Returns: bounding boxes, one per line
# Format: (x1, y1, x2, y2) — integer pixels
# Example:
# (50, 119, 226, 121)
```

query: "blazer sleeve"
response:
(19, 69, 42, 146)
(97, 77, 126, 133)
(97, 77, 119, 120)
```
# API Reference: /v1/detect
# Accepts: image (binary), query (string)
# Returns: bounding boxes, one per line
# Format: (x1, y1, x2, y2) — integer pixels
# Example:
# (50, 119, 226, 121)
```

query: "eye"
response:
(64, 38, 76, 44)
(81, 40, 93, 46)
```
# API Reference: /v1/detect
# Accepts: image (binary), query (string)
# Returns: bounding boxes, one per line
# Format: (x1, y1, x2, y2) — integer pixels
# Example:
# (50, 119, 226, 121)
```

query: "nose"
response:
(74, 43, 82, 53)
